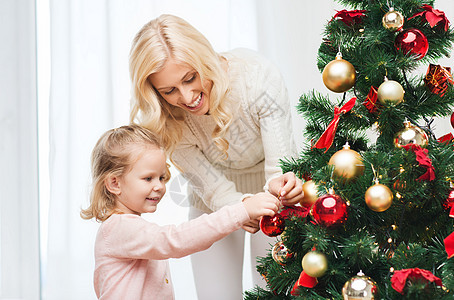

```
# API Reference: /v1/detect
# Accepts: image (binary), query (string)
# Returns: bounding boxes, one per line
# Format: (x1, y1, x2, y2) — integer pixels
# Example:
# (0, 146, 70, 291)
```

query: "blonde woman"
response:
(129, 14, 303, 299)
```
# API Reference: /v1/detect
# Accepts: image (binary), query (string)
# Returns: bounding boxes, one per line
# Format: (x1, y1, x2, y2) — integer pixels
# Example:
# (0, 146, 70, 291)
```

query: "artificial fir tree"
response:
(245, 0, 454, 299)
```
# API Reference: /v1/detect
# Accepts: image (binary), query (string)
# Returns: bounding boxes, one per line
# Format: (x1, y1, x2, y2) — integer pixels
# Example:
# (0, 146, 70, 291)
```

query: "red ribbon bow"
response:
(409, 4, 450, 31)
(391, 268, 442, 294)
(402, 144, 435, 181)
(290, 271, 318, 296)
(444, 232, 454, 258)
(314, 97, 357, 152)
(332, 9, 367, 26)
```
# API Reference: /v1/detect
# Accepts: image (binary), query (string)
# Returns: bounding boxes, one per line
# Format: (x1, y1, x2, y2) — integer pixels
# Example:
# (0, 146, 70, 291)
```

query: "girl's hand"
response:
(268, 172, 304, 206)
(242, 192, 280, 233)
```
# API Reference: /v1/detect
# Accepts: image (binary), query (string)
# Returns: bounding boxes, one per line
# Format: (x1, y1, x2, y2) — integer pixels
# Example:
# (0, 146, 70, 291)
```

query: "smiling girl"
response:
(80, 124, 280, 299)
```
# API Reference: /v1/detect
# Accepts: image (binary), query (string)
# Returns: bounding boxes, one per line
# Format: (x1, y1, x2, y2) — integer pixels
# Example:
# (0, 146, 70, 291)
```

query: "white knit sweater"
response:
(172, 48, 297, 213)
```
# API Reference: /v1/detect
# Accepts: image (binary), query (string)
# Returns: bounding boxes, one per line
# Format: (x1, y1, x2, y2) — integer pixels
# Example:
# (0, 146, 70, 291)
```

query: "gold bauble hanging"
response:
(322, 52, 356, 93)
(300, 180, 319, 207)
(328, 143, 365, 182)
(394, 121, 429, 148)
(377, 77, 405, 105)
(382, 8, 404, 31)
(365, 182, 393, 212)
(301, 251, 328, 278)
(342, 271, 378, 299)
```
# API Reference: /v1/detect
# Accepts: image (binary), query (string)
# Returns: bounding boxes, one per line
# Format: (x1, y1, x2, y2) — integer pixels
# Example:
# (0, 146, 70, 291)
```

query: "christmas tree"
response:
(245, 0, 454, 299)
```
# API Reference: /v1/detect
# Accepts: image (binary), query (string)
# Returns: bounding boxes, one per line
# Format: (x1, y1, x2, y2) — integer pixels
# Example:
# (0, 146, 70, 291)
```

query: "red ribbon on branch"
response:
(444, 232, 454, 258)
(402, 144, 435, 181)
(290, 271, 318, 296)
(391, 268, 442, 294)
(409, 4, 450, 31)
(314, 97, 357, 152)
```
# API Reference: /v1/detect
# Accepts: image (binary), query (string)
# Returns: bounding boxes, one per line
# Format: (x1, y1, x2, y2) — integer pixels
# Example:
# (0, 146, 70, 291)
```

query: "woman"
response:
(129, 14, 303, 299)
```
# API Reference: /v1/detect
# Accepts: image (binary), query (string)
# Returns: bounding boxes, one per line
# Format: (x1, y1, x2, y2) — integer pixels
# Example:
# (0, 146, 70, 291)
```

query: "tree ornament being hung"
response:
(394, 120, 429, 148)
(328, 142, 364, 182)
(377, 76, 404, 105)
(259, 213, 285, 237)
(322, 52, 356, 93)
(342, 270, 378, 300)
(395, 28, 429, 60)
(382, 7, 404, 31)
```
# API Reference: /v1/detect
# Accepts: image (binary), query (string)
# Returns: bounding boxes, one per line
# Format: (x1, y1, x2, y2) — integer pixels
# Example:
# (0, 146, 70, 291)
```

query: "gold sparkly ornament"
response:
(342, 271, 378, 299)
(365, 181, 393, 212)
(301, 251, 328, 278)
(322, 52, 356, 93)
(394, 121, 429, 148)
(300, 180, 319, 207)
(377, 77, 405, 105)
(382, 8, 404, 31)
(272, 241, 293, 265)
(328, 142, 365, 182)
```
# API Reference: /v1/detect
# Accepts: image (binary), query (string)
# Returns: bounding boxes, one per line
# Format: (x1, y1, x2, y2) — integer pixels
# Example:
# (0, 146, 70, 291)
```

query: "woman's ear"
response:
(105, 174, 121, 195)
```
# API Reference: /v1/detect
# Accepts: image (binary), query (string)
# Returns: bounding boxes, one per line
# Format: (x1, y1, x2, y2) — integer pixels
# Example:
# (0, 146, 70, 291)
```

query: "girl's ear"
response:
(105, 174, 121, 195)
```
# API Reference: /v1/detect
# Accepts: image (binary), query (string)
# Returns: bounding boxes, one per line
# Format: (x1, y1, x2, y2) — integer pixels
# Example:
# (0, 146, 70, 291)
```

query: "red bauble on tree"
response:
(395, 28, 429, 60)
(451, 111, 454, 129)
(260, 213, 285, 237)
(311, 192, 348, 227)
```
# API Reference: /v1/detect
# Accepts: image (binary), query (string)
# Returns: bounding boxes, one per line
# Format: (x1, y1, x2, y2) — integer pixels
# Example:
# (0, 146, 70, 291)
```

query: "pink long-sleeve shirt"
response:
(93, 202, 250, 299)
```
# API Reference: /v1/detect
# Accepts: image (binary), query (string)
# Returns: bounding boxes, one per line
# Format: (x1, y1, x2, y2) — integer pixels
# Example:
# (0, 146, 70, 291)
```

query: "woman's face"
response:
(149, 58, 212, 115)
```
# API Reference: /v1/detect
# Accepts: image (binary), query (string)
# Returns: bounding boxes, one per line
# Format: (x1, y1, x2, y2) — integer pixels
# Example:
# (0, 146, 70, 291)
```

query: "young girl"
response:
(80, 124, 280, 299)
(129, 14, 303, 298)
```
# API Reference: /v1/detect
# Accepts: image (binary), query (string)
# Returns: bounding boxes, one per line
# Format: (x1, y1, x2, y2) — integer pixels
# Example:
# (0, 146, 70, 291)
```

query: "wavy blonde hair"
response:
(80, 124, 170, 222)
(129, 14, 232, 156)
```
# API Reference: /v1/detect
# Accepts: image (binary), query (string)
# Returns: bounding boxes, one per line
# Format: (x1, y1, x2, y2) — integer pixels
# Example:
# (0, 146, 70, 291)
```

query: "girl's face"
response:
(115, 147, 167, 215)
(149, 57, 212, 115)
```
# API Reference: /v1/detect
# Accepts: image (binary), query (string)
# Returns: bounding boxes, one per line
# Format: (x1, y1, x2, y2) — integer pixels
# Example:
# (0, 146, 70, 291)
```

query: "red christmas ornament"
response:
(395, 28, 429, 60)
(260, 214, 285, 237)
(311, 193, 348, 227)
(451, 112, 454, 129)
(424, 64, 453, 96)
(363, 86, 378, 113)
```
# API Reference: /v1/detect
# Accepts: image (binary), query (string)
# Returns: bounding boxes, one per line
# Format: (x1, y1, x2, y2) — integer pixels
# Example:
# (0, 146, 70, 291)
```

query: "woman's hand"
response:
(267, 172, 304, 206)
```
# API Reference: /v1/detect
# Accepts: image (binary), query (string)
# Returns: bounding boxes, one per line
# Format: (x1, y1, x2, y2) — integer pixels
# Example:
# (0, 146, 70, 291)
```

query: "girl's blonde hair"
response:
(80, 124, 170, 222)
(129, 14, 232, 156)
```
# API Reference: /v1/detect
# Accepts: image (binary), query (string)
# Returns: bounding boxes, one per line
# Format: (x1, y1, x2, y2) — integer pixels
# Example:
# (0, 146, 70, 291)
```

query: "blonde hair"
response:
(80, 124, 170, 222)
(129, 14, 232, 156)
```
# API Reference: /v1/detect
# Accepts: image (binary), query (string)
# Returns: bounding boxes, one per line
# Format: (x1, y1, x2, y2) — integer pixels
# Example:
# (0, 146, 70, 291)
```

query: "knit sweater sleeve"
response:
(98, 202, 249, 260)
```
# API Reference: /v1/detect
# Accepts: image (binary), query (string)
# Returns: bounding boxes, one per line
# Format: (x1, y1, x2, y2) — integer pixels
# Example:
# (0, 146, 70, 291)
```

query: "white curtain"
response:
(43, 1, 454, 299)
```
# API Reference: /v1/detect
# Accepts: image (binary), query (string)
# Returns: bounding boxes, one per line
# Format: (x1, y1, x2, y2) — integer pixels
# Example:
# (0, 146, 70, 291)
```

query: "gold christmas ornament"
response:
(394, 121, 429, 148)
(301, 251, 328, 278)
(377, 77, 405, 105)
(328, 143, 365, 182)
(300, 180, 319, 207)
(342, 271, 378, 299)
(365, 181, 393, 212)
(322, 52, 356, 93)
(382, 8, 404, 31)
(272, 241, 293, 265)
